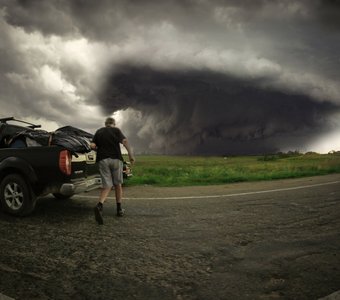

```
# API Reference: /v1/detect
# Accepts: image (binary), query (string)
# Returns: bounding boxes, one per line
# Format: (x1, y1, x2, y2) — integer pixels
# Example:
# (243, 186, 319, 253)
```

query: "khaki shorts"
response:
(98, 158, 123, 188)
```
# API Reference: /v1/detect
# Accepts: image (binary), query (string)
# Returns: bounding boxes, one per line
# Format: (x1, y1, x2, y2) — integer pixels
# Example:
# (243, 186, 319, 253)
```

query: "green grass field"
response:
(123, 152, 340, 187)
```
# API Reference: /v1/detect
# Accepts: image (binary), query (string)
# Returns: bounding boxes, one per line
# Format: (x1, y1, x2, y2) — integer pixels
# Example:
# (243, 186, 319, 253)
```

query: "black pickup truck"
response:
(0, 117, 101, 216)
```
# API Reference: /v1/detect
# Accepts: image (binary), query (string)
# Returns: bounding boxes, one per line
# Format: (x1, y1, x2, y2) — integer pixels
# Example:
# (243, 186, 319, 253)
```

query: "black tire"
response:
(53, 193, 74, 200)
(0, 174, 36, 216)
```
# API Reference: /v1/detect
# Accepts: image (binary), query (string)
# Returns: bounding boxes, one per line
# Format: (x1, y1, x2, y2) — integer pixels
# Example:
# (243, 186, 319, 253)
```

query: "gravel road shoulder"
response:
(0, 174, 339, 299)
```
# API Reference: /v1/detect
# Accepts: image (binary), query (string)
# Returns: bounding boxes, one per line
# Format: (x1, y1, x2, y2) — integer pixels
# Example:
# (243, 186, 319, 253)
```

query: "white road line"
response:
(0, 292, 15, 300)
(74, 180, 340, 201)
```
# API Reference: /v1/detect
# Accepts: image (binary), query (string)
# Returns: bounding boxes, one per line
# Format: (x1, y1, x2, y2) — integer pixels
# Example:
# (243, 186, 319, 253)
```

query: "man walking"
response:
(91, 117, 135, 225)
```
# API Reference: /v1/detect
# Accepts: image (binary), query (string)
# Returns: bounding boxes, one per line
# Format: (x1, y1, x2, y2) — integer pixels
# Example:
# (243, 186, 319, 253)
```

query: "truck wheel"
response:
(0, 174, 37, 216)
(53, 193, 74, 200)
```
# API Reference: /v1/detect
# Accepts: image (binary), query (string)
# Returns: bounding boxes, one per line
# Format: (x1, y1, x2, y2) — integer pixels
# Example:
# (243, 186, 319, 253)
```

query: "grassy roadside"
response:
(123, 153, 340, 187)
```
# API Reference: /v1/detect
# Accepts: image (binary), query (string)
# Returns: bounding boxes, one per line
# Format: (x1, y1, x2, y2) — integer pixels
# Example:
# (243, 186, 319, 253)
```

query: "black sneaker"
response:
(94, 205, 104, 225)
(117, 208, 125, 217)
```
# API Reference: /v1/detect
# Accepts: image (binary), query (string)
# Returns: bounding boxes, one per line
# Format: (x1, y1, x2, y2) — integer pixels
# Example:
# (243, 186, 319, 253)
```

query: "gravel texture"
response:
(0, 174, 339, 300)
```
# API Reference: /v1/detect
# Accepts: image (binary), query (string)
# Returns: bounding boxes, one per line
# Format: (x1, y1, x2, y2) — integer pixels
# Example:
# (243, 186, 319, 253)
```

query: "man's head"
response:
(105, 117, 116, 127)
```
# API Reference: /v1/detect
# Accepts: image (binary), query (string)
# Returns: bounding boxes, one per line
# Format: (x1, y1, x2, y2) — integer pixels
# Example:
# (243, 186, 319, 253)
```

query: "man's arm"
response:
(91, 131, 98, 150)
(90, 142, 97, 150)
(122, 138, 135, 164)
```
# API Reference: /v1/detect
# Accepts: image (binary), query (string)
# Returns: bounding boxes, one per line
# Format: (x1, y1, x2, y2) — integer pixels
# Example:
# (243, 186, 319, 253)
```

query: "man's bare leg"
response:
(99, 187, 112, 203)
(114, 184, 124, 216)
(94, 187, 111, 225)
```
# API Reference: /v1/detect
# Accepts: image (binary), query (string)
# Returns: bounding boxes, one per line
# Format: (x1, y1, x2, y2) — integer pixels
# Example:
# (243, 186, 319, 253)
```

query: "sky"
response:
(0, 0, 339, 155)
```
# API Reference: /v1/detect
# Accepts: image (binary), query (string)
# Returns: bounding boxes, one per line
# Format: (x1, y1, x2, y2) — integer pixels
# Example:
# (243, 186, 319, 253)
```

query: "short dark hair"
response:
(105, 117, 115, 126)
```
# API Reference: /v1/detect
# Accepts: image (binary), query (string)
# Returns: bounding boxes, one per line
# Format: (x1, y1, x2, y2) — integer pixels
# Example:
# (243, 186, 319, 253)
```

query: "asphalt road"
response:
(0, 174, 339, 300)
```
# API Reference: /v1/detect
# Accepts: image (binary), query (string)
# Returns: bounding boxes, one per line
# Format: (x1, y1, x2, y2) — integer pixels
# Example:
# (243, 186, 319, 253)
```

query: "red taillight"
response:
(59, 150, 72, 175)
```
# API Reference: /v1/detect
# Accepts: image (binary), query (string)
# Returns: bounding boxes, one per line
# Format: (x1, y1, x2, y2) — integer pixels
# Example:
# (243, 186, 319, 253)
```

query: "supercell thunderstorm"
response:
(1, 0, 340, 154)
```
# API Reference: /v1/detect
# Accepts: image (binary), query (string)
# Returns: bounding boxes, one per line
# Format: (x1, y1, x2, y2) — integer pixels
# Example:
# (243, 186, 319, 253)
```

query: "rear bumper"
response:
(59, 176, 102, 195)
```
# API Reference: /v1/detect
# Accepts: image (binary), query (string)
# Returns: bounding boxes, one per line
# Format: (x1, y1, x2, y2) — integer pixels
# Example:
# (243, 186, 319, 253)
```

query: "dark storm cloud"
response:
(0, 16, 85, 125)
(0, 2, 104, 131)
(3, 0, 339, 41)
(317, 0, 340, 29)
(1, 0, 75, 36)
(1, 0, 339, 153)
(100, 65, 339, 154)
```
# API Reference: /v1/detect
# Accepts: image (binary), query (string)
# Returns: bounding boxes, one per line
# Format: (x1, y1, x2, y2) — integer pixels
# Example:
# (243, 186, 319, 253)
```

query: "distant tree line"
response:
(258, 150, 340, 161)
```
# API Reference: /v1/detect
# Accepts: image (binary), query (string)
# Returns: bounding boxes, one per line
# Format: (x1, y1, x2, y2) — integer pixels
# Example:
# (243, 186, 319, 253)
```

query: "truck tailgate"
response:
(71, 150, 98, 179)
